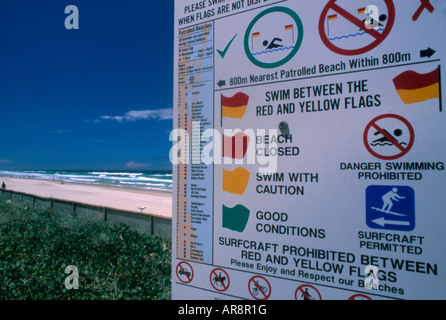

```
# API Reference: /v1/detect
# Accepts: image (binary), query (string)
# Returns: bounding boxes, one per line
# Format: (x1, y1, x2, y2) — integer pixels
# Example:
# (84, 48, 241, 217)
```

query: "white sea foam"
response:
(0, 170, 172, 192)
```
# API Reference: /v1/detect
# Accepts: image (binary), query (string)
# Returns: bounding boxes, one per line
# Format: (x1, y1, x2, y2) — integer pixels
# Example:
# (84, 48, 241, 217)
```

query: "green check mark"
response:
(217, 34, 237, 59)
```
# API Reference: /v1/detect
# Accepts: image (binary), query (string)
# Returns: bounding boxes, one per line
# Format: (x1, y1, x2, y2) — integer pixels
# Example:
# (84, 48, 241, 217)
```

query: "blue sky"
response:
(0, 0, 174, 171)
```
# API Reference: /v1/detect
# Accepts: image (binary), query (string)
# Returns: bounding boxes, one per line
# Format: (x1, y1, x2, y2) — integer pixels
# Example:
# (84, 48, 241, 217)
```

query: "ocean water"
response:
(0, 170, 172, 193)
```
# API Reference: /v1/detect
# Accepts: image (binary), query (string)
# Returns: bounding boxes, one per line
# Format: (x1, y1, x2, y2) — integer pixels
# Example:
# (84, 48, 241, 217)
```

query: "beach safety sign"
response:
(366, 185, 415, 232)
(172, 0, 446, 300)
(363, 114, 415, 160)
(319, 0, 395, 56)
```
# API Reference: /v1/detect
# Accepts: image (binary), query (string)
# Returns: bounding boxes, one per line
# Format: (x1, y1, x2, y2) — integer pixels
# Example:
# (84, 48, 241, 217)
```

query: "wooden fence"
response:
(0, 189, 172, 240)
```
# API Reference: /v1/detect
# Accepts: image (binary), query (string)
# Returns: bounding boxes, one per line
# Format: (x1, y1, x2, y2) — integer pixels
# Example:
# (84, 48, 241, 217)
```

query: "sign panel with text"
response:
(173, 0, 446, 300)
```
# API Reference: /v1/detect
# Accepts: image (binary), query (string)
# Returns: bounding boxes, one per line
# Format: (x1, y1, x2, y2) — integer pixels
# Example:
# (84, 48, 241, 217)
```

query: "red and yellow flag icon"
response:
(223, 167, 250, 195)
(221, 92, 249, 119)
(393, 67, 440, 104)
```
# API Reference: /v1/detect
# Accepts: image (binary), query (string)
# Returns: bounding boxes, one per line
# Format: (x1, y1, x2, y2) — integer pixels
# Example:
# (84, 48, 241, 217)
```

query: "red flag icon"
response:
(222, 132, 250, 160)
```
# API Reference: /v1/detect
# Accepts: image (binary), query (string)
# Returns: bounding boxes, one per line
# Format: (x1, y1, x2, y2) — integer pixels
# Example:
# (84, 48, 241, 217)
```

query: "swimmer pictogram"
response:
(244, 7, 304, 68)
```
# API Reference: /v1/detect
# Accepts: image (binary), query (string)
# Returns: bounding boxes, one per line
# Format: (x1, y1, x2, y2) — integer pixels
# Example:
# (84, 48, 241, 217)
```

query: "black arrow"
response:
(217, 80, 226, 88)
(420, 47, 436, 58)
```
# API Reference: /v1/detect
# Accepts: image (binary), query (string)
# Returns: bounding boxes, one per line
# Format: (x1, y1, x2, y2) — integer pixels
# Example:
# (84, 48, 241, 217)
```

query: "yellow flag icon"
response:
(222, 167, 250, 195)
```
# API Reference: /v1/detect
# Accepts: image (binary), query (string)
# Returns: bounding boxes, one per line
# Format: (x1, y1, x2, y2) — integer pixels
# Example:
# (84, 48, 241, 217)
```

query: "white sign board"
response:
(172, 0, 446, 300)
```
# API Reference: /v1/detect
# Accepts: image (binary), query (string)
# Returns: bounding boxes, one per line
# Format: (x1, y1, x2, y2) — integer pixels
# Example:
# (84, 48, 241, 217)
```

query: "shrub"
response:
(0, 198, 171, 300)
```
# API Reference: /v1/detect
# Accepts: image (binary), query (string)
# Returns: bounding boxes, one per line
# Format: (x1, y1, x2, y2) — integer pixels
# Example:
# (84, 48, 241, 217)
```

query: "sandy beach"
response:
(0, 177, 172, 219)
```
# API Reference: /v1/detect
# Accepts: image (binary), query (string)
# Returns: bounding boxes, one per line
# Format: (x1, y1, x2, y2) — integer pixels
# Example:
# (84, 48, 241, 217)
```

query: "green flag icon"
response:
(222, 204, 250, 233)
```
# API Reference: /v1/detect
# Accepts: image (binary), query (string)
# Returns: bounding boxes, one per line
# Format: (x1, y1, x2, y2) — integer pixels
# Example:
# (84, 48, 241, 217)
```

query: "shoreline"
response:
(0, 177, 173, 219)
(0, 172, 172, 195)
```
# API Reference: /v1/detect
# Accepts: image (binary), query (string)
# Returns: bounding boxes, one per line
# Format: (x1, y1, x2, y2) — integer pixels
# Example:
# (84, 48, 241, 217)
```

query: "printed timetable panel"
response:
(173, 0, 446, 300)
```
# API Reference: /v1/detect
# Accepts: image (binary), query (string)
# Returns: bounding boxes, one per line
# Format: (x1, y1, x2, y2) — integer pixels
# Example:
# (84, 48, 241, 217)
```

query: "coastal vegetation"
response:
(0, 197, 171, 300)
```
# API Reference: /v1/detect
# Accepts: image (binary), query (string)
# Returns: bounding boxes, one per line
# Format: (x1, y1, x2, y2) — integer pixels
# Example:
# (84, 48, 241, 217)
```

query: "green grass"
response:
(0, 198, 171, 300)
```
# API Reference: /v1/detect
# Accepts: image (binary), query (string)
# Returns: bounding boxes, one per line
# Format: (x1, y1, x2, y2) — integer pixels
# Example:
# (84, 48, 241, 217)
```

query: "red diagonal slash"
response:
(371, 123, 406, 153)
(331, 3, 382, 39)
(412, 0, 435, 21)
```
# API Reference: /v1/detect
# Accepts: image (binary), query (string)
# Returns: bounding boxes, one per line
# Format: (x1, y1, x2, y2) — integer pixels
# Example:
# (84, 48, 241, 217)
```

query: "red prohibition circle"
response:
(363, 114, 415, 160)
(349, 294, 373, 300)
(319, 0, 395, 56)
(209, 268, 230, 292)
(248, 276, 271, 300)
(176, 261, 194, 284)
(295, 284, 322, 300)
